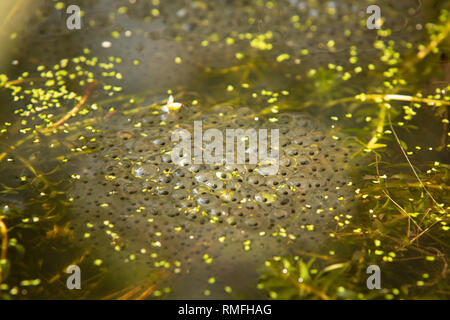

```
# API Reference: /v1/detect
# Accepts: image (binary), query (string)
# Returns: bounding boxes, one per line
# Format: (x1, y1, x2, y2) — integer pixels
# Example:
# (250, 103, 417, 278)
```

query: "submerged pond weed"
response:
(0, 0, 448, 299)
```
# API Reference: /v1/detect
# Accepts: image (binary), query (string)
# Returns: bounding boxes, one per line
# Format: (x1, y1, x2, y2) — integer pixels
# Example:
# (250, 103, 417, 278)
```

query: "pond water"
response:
(0, 0, 448, 299)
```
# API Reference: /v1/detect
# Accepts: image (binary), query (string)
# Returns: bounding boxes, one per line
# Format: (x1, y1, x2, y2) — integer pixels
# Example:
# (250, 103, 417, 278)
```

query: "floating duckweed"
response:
(54, 2, 65, 10)
(94, 259, 103, 266)
(0, 0, 448, 301)
(276, 54, 290, 63)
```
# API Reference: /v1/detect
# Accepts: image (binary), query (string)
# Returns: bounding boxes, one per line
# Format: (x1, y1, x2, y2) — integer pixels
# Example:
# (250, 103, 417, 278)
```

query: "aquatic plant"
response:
(0, 0, 448, 299)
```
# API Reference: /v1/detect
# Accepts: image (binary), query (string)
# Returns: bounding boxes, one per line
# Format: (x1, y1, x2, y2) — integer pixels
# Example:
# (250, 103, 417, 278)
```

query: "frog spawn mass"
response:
(67, 105, 357, 298)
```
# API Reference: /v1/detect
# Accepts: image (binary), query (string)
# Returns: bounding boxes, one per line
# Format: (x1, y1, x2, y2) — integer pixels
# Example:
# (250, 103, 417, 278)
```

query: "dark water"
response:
(0, 0, 448, 299)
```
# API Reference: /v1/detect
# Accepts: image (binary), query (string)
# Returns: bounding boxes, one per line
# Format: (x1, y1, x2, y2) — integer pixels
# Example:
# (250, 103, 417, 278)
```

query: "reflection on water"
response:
(0, 0, 448, 299)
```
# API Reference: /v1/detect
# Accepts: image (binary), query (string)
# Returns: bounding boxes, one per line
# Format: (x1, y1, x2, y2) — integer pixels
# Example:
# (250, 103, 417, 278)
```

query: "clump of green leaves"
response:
(258, 256, 384, 300)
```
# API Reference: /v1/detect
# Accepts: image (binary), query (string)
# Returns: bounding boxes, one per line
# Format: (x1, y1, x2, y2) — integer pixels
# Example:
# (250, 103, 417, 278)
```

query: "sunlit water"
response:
(0, 0, 448, 299)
